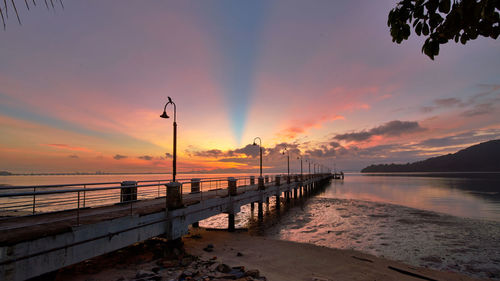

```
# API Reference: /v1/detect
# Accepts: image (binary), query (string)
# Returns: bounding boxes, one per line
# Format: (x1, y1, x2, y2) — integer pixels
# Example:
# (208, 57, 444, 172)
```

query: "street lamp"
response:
(160, 96, 177, 182)
(282, 147, 290, 176)
(252, 137, 263, 177)
(305, 159, 311, 175)
(297, 156, 303, 177)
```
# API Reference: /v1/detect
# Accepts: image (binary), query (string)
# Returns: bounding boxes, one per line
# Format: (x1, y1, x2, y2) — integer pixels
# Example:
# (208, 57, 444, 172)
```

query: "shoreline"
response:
(51, 228, 488, 281)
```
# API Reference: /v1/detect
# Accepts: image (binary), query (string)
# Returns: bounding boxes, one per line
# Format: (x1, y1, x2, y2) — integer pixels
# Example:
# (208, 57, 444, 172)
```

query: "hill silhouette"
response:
(361, 139, 500, 173)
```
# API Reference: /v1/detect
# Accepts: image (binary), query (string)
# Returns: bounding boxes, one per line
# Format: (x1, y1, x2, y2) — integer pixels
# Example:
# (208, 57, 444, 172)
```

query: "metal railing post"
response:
(32, 187, 36, 215)
(77, 191, 80, 226)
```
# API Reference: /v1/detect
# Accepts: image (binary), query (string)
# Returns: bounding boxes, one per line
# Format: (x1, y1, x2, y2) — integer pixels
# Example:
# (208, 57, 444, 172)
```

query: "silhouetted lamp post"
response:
(306, 159, 311, 175)
(297, 156, 303, 177)
(252, 137, 263, 177)
(282, 147, 290, 176)
(160, 97, 177, 182)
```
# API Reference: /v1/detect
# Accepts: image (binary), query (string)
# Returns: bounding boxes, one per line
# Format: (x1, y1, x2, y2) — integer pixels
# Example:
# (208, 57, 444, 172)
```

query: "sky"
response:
(0, 0, 499, 174)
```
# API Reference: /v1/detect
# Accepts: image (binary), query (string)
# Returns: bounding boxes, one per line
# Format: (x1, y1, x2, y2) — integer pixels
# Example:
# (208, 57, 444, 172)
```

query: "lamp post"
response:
(297, 156, 303, 177)
(252, 137, 263, 177)
(282, 147, 290, 176)
(306, 159, 311, 175)
(160, 97, 177, 182)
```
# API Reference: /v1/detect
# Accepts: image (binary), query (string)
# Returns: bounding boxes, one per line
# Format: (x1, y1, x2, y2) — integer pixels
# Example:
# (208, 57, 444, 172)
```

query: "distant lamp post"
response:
(297, 156, 303, 177)
(160, 97, 177, 182)
(282, 147, 290, 176)
(252, 137, 263, 177)
(305, 159, 311, 175)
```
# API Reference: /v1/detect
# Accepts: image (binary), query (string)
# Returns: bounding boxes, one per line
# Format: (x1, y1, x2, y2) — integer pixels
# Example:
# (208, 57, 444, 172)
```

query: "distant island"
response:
(0, 171, 12, 176)
(361, 139, 500, 173)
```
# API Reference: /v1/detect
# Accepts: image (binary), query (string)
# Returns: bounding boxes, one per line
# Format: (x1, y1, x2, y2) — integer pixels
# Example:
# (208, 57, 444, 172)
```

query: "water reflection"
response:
(321, 173, 500, 222)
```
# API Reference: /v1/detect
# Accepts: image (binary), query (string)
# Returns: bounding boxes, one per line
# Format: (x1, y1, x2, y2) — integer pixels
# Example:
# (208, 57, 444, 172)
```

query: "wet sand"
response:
(51, 227, 488, 281)
(184, 228, 486, 281)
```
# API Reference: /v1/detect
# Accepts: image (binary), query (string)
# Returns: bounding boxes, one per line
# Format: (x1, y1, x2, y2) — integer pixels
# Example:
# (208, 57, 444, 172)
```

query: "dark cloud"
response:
(461, 103, 496, 117)
(193, 149, 224, 158)
(113, 154, 127, 160)
(334, 120, 425, 142)
(434, 98, 462, 107)
(419, 97, 462, 113)
(165, 153, 173, 159)
(138, 155, 153, 161)
(68, 155, 79, 159)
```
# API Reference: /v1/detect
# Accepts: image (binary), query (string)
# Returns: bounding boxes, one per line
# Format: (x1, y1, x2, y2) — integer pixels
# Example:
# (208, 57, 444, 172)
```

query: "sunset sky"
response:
(0, 1, 499, 174)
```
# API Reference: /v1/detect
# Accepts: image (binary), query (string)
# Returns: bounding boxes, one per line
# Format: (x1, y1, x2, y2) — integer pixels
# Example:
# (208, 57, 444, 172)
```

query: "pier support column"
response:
(228, 177, 237, 196)
(258, 201, 263, 219)
(166, 182, 182, 210)
(275, 175, 281, 210)
(190, 179, 201, 227)
(251, 202, 255, 212)
(258, 176, 265, 190)
(294, 188, 297, 199)
(258, 176, 264, 219)
(228, 177, 237, 232)
(228, 213, 235, 232)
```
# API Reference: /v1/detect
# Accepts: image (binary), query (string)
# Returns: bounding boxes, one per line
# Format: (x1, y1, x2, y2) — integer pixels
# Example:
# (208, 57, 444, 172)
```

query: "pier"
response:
(0, 173, 336, 281)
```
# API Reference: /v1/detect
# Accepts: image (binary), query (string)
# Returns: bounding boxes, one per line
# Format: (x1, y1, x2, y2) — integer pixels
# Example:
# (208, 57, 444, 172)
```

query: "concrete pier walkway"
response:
(0, 174, 334, 281)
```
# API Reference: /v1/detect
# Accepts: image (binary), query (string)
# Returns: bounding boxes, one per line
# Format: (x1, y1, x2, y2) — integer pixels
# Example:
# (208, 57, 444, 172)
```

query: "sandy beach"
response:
(52, 228, 488, 281)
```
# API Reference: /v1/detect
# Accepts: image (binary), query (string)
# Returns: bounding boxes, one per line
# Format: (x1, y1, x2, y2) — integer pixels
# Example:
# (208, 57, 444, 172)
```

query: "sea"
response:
(1, 172, 500, 279)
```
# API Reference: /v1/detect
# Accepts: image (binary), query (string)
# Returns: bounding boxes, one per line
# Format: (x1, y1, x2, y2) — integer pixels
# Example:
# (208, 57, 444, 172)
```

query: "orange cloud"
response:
(42, 144, 92, 152)
(279, 114, 345, 139)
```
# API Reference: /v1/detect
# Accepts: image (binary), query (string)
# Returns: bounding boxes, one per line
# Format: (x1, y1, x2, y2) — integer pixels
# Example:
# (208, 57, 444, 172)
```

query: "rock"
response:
(311, 277, 330, 281)
(136, 270, 155, 278)
(216, 263, 232, 273)
(236, 252, 244, 257)
(181, 257, 193, 266)
(160, 260, 180, 268)
(203, 244, 214, 252)
(245, 269, 260, 278)
(203, 247, 214, 252)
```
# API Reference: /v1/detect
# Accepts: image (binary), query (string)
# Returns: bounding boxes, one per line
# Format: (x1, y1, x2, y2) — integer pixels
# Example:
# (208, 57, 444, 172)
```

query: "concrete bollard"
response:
(166, 182, 182, 210)
(250, 176, 255, 185)
(275, 175, 281, 186)
(190, 178, 200, 193)
(258, 176, 265, 190)
(120, 181, 137, 203)
(228, 177, 237, 196)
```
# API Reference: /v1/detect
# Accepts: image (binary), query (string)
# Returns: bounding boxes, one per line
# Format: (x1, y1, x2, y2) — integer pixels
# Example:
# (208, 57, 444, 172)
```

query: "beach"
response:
(52, 228, 486, 281)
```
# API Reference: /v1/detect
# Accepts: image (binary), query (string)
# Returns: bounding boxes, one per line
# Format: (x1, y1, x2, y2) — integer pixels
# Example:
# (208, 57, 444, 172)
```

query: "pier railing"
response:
(0, 174, 296, 219)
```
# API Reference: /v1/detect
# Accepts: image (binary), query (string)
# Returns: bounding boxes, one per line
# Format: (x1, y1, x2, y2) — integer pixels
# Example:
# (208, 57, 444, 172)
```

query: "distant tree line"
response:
(361, 139, 500, 172)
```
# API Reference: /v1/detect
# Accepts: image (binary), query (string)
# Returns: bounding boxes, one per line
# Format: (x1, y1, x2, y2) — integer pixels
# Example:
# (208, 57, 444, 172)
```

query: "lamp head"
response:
(168, 96, 173, 103)
(160, 111, 169, 119)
